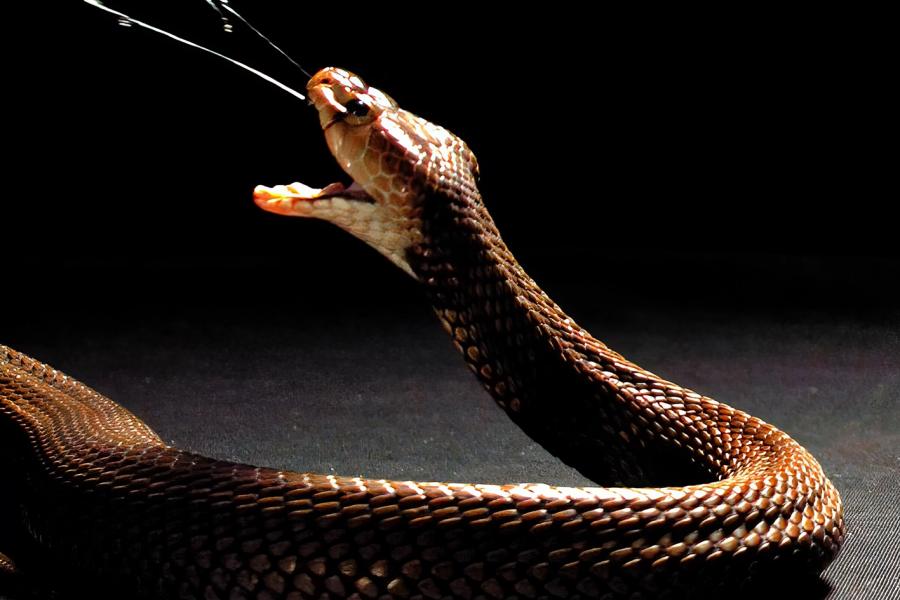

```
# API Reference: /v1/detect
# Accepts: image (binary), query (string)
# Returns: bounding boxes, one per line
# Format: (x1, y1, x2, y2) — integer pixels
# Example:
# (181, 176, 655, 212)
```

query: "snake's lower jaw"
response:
(253, 181, 422, 279)
(254, 182, 350, 217)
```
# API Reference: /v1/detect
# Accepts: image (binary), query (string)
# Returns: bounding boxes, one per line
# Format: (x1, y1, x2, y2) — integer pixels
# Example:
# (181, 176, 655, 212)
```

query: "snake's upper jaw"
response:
(253, 181, 373, 217)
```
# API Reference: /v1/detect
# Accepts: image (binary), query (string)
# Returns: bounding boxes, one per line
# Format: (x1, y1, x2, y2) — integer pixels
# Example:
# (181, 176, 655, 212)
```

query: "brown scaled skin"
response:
(1, 67, 844, 599)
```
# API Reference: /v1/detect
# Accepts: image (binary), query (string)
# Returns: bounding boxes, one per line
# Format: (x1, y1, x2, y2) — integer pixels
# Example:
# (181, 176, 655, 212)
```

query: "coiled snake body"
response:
(0, 68, 844, 598)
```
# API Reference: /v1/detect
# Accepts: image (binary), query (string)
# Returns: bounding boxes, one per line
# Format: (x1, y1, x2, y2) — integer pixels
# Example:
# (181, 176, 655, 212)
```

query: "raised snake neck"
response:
(0, 69, 844, 598)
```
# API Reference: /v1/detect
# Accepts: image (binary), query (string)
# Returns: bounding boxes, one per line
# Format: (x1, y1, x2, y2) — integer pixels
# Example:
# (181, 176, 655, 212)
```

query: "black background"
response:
(8, 2, 896, 293)
(3, 3, 898, 599)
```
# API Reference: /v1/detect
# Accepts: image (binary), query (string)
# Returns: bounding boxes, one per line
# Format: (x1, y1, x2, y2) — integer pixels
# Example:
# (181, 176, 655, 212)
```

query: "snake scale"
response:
(1, 68, 844, 599)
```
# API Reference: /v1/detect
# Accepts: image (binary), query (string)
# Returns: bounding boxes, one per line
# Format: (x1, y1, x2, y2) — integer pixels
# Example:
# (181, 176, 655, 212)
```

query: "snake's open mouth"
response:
(253, 181, 374, 216)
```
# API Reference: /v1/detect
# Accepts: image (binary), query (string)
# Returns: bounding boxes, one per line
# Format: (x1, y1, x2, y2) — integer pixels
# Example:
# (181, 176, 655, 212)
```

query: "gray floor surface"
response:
(2, 298, 897, 598)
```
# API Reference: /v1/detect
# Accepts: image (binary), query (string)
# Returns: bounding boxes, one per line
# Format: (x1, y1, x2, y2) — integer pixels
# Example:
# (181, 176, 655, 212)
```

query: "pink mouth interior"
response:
(252, 181, 373, 215)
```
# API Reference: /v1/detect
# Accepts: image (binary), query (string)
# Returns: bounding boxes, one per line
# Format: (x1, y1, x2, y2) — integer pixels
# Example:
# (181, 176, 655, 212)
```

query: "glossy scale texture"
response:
(0, 68, 844, 598)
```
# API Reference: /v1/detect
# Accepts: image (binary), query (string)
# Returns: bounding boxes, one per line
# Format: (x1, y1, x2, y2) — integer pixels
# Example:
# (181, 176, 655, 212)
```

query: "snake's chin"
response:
(253, 179, 423, 279)
(253, 181, 373, 216)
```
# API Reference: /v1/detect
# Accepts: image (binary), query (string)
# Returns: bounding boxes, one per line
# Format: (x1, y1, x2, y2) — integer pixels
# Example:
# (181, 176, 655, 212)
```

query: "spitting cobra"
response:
(0, 67, 844, 599)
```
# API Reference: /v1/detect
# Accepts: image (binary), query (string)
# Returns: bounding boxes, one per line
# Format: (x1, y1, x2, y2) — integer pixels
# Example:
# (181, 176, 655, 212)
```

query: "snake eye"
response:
(344, 99, 370, 118)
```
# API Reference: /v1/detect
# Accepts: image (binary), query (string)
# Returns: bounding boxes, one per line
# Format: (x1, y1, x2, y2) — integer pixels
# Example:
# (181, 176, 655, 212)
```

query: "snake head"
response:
(254, 67, 479, 280)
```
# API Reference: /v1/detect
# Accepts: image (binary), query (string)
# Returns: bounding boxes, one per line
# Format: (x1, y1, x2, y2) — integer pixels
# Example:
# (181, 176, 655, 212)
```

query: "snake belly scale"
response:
(0, 68, 844, 599)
